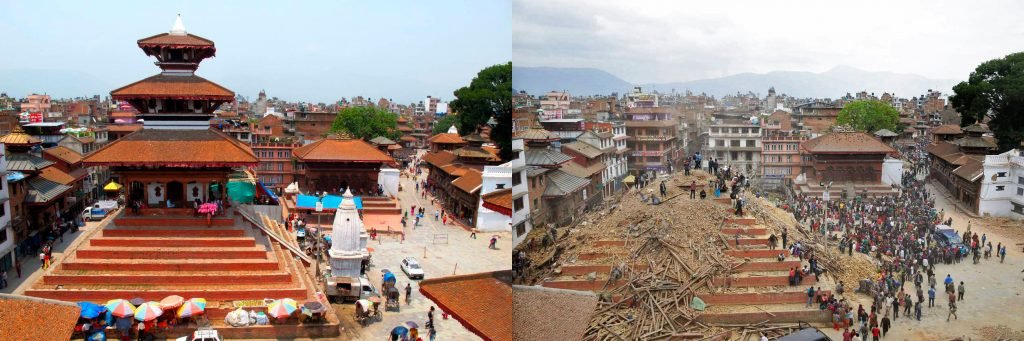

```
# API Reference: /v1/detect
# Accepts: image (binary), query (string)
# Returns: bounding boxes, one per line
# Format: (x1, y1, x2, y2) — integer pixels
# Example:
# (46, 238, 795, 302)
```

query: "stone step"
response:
(362, 207, 402, 214)
(701, 291, 831, 306)
(42, 273, 293, 286)
(24, 287, 310, 302)
(720, 228, 767, 236)
(696, 307, 832, 324)
(722, 237, 772, 246)
(559, 264, 648, 276)
(726, 249, 789, 259)
(576, 251, 627, 261)
(723, 218, 757, 226)
(102, 229, 246, 238)
(90, 237, 256, 248)
(114, 217, 236, 227)
(733, 261, 802, 272)
(542, 279, 623, 291)
(76, 246, 269, 260)
(60, 259, 281, 272)
(712, 274, 818, 287)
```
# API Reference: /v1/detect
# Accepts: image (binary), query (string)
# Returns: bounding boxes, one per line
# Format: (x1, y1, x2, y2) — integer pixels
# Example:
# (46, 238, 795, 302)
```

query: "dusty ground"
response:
(815, 181, 1024, 341)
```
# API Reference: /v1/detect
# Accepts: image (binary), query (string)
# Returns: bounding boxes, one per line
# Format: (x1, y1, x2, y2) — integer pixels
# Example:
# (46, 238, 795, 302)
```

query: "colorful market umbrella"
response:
(105, 299, 136, 318)
(77, 301, 106, 319)
(176, 299, 206, 318)
(103, 180, 123, 191)
(266, 298, 298, 318)
(133, 302, 163, 322)
(159, 295, 185, 310)
(129, 298, 146, 306)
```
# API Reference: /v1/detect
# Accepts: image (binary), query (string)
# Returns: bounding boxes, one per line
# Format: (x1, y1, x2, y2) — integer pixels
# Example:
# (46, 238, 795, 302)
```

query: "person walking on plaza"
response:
(689, 181, 696, 199)
(405, 283, 412, 304)
(914, 301, 922, 321)
(880, 315, 890, 338)
(928, 286, 935, 308)
(489, 236, 498, 249)
(957, 281, 965, 301)
(947, 302, 958, 321)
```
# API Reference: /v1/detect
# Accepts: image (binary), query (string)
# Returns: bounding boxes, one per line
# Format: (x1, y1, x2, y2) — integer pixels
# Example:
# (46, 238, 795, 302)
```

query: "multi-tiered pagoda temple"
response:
(85, 15, 258, 207)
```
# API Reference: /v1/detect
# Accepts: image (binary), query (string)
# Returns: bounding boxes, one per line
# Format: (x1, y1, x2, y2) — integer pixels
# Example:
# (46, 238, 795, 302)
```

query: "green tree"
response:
(951, 52, 1024, 152)
(432, 114, 460, 135)
(329, 106, 400, 140)
(450, 62, 512, 161)
(835, 99, 899, 133)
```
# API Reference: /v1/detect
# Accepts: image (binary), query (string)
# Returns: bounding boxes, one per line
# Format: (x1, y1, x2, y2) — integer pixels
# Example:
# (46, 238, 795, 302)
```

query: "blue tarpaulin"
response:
(258, 181, 279, 204)
(295, 194, 362, 210)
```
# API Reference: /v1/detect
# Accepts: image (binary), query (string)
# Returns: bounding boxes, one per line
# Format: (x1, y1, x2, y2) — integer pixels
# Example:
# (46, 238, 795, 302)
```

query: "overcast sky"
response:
(513, 0, 1024, 83)
(0, 0, 510, 104)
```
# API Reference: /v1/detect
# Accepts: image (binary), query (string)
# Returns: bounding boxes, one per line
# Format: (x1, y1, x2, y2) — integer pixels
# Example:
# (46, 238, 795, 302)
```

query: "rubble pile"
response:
(746, 196, 877, 290)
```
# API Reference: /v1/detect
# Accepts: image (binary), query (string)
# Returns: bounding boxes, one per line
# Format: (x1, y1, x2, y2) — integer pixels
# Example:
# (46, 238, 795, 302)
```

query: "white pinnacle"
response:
(170, 14, 187, 36)
(447, 125, 458, 134)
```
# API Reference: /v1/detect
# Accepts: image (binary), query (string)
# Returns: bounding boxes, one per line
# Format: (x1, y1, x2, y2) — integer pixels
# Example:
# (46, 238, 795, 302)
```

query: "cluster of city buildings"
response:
(510, 84, 1024, 246)
(0, 24, 511, 282)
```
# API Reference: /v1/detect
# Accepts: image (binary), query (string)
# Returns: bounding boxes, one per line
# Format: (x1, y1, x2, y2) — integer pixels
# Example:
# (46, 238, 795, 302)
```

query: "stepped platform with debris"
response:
(24, 207, 340, 339)
(521, 170, 834, 340)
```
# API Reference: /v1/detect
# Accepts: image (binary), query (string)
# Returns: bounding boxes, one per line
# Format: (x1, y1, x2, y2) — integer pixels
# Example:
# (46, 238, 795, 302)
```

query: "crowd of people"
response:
(777, 148, 1014, 339)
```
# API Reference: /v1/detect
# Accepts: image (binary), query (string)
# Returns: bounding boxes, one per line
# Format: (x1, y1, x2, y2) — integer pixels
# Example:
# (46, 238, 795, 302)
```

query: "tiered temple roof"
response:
(83, 129, 257, 167)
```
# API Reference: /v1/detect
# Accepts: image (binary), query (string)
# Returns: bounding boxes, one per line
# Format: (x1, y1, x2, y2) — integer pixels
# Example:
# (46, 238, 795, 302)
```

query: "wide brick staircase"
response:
(24, 208, 339, 338)
(698, 217, 831, 324)
(539, 201, 831, 325)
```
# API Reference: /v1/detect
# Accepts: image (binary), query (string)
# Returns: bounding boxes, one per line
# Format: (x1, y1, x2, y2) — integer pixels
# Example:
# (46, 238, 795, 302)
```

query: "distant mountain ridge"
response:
(513, 65, 959, 99)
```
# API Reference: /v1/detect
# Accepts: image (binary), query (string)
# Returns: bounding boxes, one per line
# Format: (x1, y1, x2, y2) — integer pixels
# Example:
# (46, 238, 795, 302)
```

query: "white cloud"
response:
(514, 0, 1024, 82)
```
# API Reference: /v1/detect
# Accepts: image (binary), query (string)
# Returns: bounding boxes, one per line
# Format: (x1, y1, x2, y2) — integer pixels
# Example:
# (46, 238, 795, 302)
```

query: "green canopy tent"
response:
(226, 181, 255, 204)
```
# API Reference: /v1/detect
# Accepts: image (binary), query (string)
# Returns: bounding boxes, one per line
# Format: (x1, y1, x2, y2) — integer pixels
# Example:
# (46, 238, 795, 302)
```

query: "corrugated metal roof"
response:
(26, 177, 72, 204)
(525, 149, 572, 167)
(7, 153, 55, 173)
(562, 141, 602, 159)
(543, 170, 589, 197)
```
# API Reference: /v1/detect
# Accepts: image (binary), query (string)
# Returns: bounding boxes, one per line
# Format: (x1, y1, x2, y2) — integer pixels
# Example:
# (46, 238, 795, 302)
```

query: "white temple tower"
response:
(328, 189, 369, 277)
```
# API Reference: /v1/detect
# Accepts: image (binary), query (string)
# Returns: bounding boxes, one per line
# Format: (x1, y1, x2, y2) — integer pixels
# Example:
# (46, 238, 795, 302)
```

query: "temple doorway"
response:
(167, 181, 184, 207)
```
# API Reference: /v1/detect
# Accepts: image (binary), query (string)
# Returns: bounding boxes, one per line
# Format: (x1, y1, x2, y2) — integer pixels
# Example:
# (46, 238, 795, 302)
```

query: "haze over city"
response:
(513, 0, 1024, 84)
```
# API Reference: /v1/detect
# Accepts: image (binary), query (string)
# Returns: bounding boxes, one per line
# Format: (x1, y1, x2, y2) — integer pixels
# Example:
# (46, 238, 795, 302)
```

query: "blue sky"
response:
(0, 0, 510, 104)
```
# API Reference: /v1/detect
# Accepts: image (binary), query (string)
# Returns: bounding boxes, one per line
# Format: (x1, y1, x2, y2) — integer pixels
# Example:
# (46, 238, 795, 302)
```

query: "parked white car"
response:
(400, 257, 424, 279)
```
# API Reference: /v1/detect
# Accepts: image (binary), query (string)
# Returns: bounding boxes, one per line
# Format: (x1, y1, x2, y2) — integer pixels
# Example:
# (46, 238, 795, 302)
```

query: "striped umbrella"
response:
(176, 298, 207, 318)
(134, 302, 163, 322)
(105, 299, 136, 318)
(266, 298, 298, 318)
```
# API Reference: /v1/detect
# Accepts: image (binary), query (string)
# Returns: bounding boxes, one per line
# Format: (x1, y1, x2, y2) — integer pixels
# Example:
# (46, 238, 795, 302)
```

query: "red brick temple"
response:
(795, 131, 900, 198)
(23, 16, 339, 339)
(291, 134, 397, 194)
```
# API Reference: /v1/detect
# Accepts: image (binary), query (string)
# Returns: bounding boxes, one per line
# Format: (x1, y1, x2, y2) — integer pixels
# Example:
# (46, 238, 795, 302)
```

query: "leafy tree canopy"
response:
(450, 62, 512, 161)
(835, 99, 899, 133)
(432, 114, 460, 135)
(329, 106, 400, 141)
(951, 52, 1024, 152)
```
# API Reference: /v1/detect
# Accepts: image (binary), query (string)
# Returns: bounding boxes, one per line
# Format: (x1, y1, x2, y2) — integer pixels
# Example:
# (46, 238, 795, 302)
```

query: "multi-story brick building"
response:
(625, 107, 680, 175)
(760, 111, 807, 180)
(252, 140, 302, 191)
